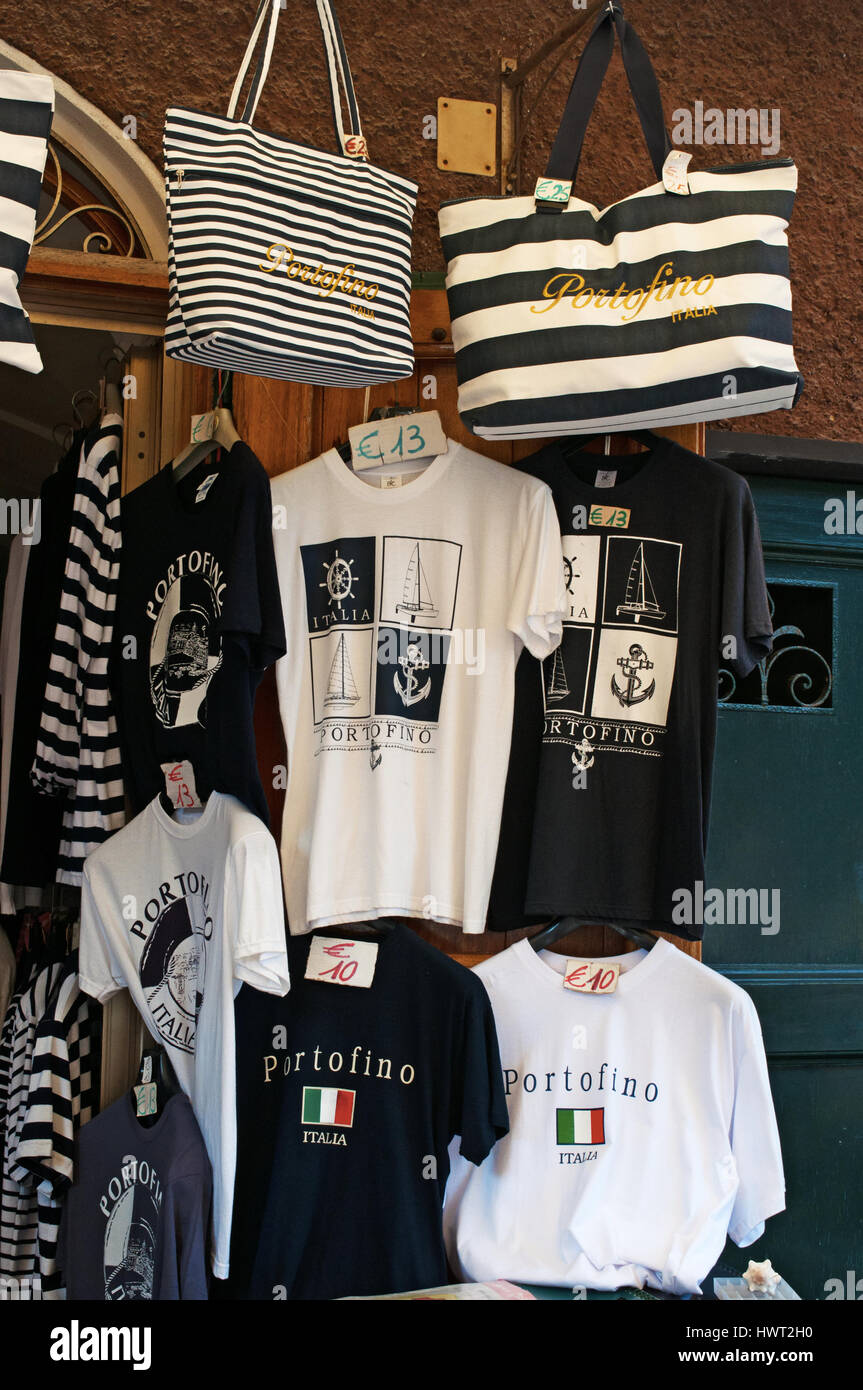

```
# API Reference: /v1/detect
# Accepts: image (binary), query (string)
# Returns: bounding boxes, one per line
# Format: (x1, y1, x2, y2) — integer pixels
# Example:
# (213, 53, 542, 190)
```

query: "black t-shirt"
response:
(111, 443, 285, 823)
(224, 926, 508, 1300)
(488, 436, 772, 939)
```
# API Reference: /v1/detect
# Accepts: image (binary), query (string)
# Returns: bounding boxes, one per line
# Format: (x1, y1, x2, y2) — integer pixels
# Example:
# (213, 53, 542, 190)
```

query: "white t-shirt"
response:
(443, 939, 785, 1295)
(79, 791, 289, 1278)
(270, 441, 564, 933)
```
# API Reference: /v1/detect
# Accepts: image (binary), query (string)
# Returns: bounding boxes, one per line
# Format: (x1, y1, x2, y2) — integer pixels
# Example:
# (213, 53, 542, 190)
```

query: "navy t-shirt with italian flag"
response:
(224, 925, 508, 1300)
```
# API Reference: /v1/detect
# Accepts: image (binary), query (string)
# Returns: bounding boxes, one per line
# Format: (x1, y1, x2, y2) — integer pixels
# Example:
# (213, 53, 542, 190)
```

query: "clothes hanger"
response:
(560, 427, 666, 462)
(312, 919, 396, 940)
(133, 1044, 181, 1127)
(172, 406, 241, 482)
(529, 914, 658, 953)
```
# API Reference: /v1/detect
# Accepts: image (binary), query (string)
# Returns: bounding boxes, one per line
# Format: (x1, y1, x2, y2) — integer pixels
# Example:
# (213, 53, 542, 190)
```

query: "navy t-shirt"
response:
(59, 1091, 212, 1300)
(224, 926, 509, 1299)
(111, 442, 285, 823)
(488, 436, 773, 938)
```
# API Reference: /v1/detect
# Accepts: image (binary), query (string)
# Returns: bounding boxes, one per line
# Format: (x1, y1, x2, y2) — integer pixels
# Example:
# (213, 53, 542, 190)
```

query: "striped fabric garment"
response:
(439, 162, 802, 439)
(0, 958, 65, 1294)
(163, 0, 417, 386)
(12, 969, 95, 1299)
(0, 71, 54, 373)
(30, 412, 125, 884)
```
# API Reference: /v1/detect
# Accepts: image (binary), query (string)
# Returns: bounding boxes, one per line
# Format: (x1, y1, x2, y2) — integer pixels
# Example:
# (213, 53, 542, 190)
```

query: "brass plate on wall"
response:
(437, 98, 497, 177)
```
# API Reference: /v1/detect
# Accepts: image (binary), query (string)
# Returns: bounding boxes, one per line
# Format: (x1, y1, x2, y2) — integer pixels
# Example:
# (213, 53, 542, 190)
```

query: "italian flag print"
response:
(556, 1107, 605, 1145)
(302, 1086, 355, 1127)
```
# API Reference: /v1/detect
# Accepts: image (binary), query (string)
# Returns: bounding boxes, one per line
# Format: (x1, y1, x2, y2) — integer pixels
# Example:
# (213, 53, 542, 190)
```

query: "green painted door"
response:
(704, 470, 863, 1301)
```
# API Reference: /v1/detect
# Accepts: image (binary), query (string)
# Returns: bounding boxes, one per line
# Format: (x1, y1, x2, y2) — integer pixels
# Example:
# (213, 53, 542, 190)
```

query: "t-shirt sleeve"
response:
(721, 476, 773, 678)
(227, 830, 290, 996)
(451, 977, 510, 1166)
(78, 864, 124, 1003)
(507, 482, 566, 660)
(728, 994, 786, 1247)
(219, 461, 286, 673)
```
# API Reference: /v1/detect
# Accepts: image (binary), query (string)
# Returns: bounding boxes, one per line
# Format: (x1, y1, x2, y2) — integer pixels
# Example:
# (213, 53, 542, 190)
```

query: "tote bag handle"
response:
(227, 0, 366, 156)
(543, 1, 669, 196)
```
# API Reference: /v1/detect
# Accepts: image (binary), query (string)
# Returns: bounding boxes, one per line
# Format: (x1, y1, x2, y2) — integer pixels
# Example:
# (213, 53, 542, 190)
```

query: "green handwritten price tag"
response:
(535, 177, 572, 205)
(347, 412, 447, 469)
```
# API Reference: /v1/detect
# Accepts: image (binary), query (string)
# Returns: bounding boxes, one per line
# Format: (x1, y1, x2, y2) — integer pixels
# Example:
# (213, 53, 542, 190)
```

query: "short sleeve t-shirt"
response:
(270, 441, 565, 933)
(443, 940, 785, 1295)
(224, 925, 509, 1300)
(59, 1091, 212, 1300)
(488, 437, 773, 937)
(78, 791, 290, 1278)
(112, 443, 286, 823)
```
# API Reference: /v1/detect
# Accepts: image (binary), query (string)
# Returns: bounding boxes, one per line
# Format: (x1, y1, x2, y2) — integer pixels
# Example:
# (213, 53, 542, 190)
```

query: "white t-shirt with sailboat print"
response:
(270, 440, 565, 933)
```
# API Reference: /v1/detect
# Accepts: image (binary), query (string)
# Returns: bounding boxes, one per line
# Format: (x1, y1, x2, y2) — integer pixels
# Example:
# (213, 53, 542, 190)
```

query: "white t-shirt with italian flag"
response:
(270, 441, 565, 933)
(443, 939, 785, 1294)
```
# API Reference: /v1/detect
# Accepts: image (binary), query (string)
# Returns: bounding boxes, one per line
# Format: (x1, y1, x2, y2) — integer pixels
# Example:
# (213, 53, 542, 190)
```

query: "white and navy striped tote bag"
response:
(0, 72, 54, 375)
(164, 0, 417, 387)
(439, 2, 802, 440)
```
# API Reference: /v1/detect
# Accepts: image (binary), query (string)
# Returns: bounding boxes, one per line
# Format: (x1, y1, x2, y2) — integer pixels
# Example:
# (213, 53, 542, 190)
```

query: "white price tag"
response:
(189, 410, 217, 444)
(160, 759, 202, 810)
(563, 960, 621, 994)
(663, 150, 692, 196)
(305, 936, 379, 988)
(134, 1082, 158, 1116)
(348, 411, 447, 469)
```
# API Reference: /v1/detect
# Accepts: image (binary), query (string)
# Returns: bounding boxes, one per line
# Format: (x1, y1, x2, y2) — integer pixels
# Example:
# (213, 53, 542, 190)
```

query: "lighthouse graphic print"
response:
(300, 533, 462, 759)
(544, 533, 681, 761)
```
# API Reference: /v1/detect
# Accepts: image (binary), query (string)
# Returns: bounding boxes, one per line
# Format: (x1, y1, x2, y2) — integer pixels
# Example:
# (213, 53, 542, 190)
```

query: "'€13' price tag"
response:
(305, 936, 379, 988)
(563, 960, 621, 994)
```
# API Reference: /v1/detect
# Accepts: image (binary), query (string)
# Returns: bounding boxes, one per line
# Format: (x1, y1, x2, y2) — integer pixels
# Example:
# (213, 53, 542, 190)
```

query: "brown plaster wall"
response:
(4, 0, 862, 440)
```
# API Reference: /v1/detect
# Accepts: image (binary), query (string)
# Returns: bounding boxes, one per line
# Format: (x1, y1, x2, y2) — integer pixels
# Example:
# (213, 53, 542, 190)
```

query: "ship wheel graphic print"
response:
(324, 633, 360, 709)
(320, 549, 358, 613)
(616, 543, 665, 623)
(395, 543, 438, 623)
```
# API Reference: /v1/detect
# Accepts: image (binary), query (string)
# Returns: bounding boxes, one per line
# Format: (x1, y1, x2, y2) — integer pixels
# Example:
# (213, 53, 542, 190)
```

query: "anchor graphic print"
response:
(544, 533, 681, 751)
(611, 643, 656, 707)
(302, 533, 462, 739)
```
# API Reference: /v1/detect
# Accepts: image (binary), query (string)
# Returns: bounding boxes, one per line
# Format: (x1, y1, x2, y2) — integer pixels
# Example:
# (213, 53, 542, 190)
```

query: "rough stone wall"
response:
(4, 0, 861, 440)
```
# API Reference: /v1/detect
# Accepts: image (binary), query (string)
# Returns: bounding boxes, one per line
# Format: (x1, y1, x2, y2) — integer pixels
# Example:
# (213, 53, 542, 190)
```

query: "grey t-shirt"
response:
(59, 1090, 212, 1300)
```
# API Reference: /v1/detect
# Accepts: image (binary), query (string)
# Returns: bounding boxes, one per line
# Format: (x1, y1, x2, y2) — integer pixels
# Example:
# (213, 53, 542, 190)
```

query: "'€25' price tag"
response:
(305, 936, 379, 988)
(563, 960, 621, 994)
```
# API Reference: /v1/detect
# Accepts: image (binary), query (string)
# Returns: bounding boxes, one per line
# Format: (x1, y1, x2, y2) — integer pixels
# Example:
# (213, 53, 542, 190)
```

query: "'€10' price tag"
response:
(563, 960, 621, 994)
(305, 936, 379, 989)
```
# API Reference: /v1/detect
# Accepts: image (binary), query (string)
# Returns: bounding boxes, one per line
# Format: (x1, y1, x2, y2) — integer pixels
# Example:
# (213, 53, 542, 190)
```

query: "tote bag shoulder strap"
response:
(227, 0, 366, 157)
(543, 1, 669, 199)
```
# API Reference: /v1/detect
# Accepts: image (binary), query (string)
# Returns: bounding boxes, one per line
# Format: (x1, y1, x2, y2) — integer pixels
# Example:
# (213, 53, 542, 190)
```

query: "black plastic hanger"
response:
(529, 914, 658, 953)
(560, 427, 666, 462)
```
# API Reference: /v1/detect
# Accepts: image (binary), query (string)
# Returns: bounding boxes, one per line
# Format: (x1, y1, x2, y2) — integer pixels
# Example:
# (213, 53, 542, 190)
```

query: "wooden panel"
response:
(21, 248, 169, 334)
(122, 342, 163, 494)
(233, 374, 314, 477)
(159, 354, 211, 467)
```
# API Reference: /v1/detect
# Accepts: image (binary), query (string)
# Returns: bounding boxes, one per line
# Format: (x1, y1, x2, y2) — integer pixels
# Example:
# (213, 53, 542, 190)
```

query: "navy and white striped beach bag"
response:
(439, 2, 802, 439)
(164, 0, 417, 386)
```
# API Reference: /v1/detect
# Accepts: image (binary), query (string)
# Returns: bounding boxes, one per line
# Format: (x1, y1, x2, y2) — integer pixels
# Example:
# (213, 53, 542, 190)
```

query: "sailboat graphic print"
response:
(395, 543, 438, 624)
(546, 645, 570, 701)
(324, 632, 360, 708)
(616, 542, 665, 623)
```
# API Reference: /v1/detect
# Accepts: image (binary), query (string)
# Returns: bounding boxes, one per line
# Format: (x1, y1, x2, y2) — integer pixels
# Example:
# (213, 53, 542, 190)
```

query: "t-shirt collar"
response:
(512, 934, 672, 997)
